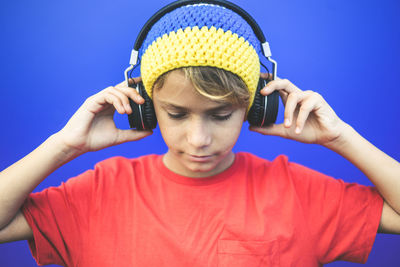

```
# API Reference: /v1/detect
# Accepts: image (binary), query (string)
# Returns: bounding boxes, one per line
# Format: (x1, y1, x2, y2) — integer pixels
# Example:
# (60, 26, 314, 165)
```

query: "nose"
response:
(186, 117, 212, 149)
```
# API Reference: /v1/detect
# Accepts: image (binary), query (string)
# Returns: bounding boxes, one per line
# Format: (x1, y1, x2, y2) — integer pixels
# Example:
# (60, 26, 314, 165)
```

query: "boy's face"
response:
(153, 70, 247, 178)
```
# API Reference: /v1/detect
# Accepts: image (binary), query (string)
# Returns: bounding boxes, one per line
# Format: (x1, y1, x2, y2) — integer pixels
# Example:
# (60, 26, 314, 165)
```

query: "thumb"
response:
(249, 124, 288, 138)
(115, 129, 153, 145)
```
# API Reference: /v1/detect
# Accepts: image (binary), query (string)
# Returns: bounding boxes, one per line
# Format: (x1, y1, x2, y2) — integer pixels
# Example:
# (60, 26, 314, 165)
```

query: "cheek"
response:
(155, 112, 185, 148)
(214, 116, 245, 146)
(157, 119, 178, 142)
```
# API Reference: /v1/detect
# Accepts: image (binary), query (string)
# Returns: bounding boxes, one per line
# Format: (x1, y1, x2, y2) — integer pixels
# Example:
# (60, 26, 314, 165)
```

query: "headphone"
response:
(124, 0, 279, 130)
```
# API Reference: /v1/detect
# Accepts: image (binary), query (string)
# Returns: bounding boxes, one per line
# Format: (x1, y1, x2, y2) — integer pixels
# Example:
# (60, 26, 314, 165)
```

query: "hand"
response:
(56, 78, 153, 155)
(250, 75, 347, 147)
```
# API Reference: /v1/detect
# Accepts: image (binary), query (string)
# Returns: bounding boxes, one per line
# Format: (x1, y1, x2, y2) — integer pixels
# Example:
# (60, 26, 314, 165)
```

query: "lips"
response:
(187, 154, 214, 162)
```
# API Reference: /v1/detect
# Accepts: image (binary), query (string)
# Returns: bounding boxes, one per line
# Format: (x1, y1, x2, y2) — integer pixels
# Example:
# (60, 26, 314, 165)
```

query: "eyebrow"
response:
(158, 101, 233, 113)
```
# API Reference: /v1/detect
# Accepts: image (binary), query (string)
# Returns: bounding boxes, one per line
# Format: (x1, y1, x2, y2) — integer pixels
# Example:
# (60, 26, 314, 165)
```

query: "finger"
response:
(261, 78, 301, 96)
(103, 91, 126, 114)
(295, 92, 322, 134)
(279, 90, 288, 105)
(116, 85, 145, 105)
(283, 91, 302, 127)
(284, 90, 314, 128)
(115, 80, 145, 105)
(107, 89, 132, 114)
(260, 72, 272, 80)
(108, 85, 146, 113)
(115, 129, 153, 145)
(130, 77, 142, 84)
(260, 73, 284, 80)
(249, 124, 289, 138)
(115, 77, 142, 88)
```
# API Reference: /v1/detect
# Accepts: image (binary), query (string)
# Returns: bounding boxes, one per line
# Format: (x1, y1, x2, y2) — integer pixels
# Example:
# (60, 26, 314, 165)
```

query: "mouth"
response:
(187, 154, 214, 162)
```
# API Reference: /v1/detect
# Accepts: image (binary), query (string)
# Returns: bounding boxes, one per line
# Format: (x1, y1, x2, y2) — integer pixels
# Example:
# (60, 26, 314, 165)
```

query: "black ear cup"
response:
(127, 82, 157, 130)
(140, 84, 157, 129)
(247, 78, 279, 127)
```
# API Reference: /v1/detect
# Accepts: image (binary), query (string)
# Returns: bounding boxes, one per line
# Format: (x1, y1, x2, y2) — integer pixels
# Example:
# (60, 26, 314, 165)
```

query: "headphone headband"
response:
(133, 0, 266, 51)
(125, 0, 280, 130)
(125, 0, 277, 89)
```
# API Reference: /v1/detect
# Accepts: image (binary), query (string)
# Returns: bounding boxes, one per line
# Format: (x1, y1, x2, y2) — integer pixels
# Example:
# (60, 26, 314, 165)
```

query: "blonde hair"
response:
(153, 66, 250, 108)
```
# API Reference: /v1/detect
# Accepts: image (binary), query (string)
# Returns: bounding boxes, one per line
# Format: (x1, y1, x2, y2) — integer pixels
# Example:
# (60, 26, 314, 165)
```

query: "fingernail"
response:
(125, 104, 132, 113)
(284, 119, 291, 127)
(295, 127, 301, 134)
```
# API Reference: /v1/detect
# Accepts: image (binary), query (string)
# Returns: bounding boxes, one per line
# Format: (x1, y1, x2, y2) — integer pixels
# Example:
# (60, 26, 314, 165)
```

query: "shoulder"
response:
(235, 152, 294, 189)
(242, 152, 335, 180)
(94, 154, 160, 173)
(236, 151, 291, 174)
(62, 154, 161, 190)
(237, 151, 288, 164)
(236, 152, 340, 189)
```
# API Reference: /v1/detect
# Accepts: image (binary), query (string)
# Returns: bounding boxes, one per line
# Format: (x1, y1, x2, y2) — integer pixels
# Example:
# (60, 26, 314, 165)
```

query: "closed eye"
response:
(167, 112, 232, 121)
(212, 113, 232, 121)
(167, 112, 187, 119)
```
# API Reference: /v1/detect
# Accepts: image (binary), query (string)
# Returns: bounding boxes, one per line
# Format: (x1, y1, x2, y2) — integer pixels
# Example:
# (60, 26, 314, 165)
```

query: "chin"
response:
(183, 154, 231, 177)
(183, 162, 219, 176)
(166, 149, 233, 177)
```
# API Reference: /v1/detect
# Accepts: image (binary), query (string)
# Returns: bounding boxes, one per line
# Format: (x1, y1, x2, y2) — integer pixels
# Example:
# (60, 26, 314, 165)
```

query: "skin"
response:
(0, 70, 399, 245)
(152, 70, 246, 178)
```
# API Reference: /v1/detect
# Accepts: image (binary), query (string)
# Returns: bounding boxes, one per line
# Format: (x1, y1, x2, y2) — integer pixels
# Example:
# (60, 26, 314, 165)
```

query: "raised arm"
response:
(250, 75, 400, 234)
(323, 123, 400, 234)
(0, 79, 152, 243)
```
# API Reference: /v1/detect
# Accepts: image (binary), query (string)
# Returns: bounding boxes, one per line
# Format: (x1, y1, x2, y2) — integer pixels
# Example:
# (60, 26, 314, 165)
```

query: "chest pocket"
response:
(217, 239, 279, 267)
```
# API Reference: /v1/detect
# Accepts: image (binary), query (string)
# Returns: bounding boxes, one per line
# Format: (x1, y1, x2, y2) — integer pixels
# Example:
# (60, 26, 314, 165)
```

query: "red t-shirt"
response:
(22, 152, 383, 266)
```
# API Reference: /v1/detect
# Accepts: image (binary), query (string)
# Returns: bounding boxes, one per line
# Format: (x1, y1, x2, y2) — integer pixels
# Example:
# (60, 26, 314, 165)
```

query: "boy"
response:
(0, 1, 399, 266)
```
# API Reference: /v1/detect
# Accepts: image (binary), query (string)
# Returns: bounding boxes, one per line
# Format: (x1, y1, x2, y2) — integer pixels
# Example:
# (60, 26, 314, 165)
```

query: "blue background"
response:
(0, 0, 399, 266)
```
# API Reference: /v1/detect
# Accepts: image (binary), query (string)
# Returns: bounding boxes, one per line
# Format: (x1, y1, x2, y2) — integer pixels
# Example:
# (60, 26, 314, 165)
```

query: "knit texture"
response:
(140, 4, 261, 110)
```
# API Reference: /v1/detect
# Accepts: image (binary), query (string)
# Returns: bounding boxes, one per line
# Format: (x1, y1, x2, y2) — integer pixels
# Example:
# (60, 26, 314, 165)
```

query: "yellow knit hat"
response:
(140, 3, 261, 110)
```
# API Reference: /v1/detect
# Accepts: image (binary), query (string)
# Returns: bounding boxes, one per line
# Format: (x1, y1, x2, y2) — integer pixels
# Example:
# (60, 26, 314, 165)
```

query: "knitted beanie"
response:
(140, 3, 261, 109)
